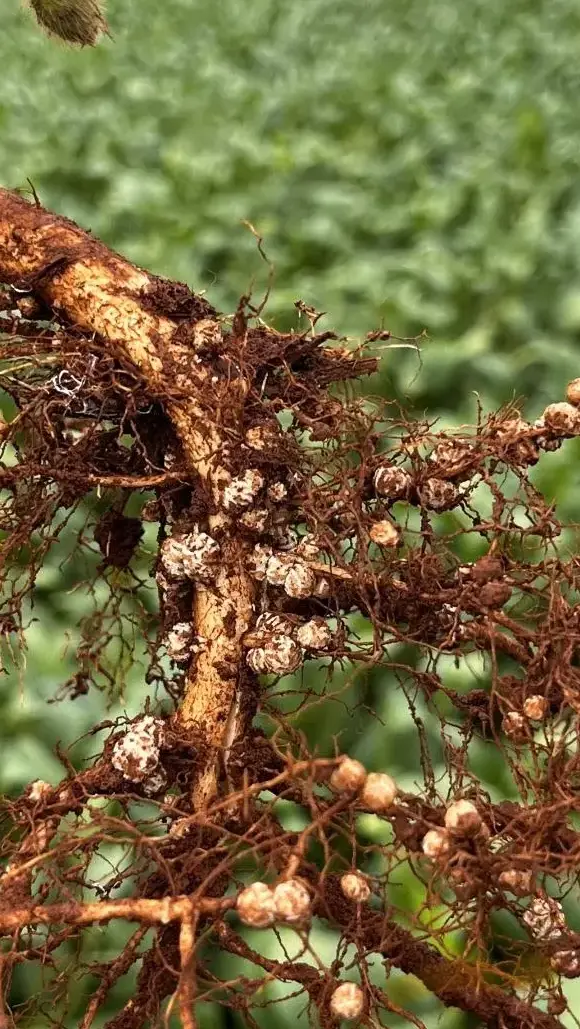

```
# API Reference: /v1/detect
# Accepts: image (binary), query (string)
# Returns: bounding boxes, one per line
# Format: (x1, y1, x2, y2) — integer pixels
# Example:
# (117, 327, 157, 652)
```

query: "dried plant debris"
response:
(27, 0, 111, 45)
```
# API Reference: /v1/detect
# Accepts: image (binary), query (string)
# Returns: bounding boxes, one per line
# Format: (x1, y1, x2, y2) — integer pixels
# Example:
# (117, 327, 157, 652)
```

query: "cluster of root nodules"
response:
(3, 283, 580, 1029)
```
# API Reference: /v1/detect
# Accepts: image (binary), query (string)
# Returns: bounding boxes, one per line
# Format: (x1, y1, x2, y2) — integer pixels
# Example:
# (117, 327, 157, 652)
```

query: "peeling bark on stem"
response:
(0, 188, 255, 809)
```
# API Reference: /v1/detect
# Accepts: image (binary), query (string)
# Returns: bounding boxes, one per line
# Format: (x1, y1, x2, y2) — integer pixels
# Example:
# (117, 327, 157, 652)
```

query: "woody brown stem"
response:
(0, 895, 231, 932)
(0, 188, 255, 809)
(318, 878, 563, 1029)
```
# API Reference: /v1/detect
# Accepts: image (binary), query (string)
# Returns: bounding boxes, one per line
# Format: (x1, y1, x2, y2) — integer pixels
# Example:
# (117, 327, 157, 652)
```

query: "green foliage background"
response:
(3, 0, 580, 1025)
